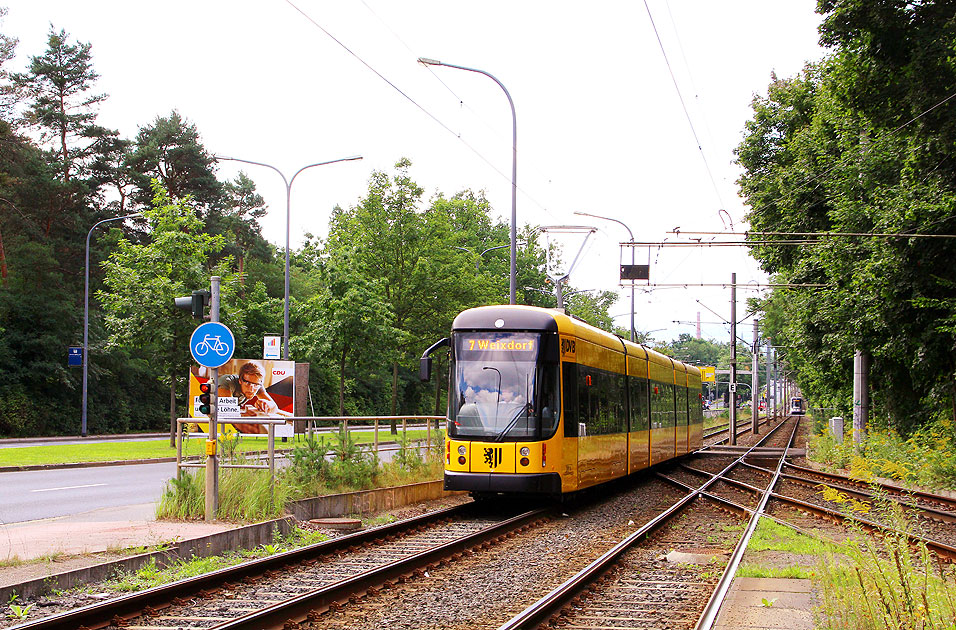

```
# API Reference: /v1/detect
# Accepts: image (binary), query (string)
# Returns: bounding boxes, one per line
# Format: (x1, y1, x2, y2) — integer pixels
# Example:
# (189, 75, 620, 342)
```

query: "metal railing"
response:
(176, 417, 287, 481)
(175, 415, 448, 484)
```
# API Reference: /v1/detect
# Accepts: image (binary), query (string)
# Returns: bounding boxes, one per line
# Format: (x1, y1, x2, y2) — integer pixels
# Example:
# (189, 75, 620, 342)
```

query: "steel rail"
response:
(10, 503, 478, 630)
(781, 461, 956, 512)
(739, 462, 956, 524)
(659, 470, 886, 560)
(497, 417, 796, 630)
(669, 463, 956, 564)
(215, 508, 552, 630)
(693, 417, 800, 630)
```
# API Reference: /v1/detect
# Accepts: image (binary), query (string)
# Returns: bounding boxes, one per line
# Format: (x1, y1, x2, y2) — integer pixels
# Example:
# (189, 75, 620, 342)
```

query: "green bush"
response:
(288, 435, 330, 485)
(808, 417, 956, 491)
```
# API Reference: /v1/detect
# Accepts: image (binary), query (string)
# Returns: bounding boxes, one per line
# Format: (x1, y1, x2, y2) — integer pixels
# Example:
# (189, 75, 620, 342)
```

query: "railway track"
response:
(13, 414, 956, 630)
(10, 503, 553, 630)
(498, 414, 956, 630)
(496, 415, 803, 630)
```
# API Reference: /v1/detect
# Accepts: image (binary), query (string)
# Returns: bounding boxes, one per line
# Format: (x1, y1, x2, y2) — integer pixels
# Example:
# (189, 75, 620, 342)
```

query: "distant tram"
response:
(789, 397, 805, 416)
(420, 305, 704, 497)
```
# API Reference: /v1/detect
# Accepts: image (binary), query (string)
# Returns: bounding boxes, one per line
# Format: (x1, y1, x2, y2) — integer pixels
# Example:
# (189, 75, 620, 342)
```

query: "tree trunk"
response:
(951, 365, 956, 423)
(390, 361, 398, 434)
(60, 91, 69, 183)
(169, 375, 177, 447)
(339, 346, 347, 417)
(0, 224, 6, 285)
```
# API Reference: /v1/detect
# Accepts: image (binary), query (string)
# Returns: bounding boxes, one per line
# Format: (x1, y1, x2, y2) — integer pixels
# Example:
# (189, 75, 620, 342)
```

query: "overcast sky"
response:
(4, 1, 826, 344)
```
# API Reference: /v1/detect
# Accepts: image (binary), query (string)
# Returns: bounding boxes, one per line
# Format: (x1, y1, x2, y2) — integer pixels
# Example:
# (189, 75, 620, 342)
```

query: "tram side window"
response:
(577, 366, 626, 435)
(563, 363, 578, 437)
(650, 381, 664, 429)
(629, 376, 649, 432)
(661, 384, 676, 428)
(677, 386, 688, 427)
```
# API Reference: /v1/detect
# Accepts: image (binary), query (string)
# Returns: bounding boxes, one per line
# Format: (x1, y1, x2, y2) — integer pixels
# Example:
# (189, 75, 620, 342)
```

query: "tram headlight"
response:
(458, 445, 467, 456)
(519, 447, 530, 456)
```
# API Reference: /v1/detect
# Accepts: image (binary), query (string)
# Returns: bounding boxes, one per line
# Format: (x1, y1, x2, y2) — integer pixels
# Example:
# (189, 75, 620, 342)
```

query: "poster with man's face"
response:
(189, 359, 295, 435)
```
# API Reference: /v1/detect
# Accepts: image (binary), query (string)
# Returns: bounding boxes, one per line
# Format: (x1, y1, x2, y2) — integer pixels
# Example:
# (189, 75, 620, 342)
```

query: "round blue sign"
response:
(190, 322, 235, 368)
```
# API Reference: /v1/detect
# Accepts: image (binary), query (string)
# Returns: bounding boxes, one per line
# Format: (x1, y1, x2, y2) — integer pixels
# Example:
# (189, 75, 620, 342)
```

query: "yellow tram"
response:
(420, 305, 703, 496)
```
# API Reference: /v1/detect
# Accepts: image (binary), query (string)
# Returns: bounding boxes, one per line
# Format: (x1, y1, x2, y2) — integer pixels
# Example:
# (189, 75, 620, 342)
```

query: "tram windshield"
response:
(449, 332, 559, 441)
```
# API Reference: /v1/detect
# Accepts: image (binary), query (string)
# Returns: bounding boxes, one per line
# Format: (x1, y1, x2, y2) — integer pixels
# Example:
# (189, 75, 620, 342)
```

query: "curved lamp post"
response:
(454, 242, 525, 272)
(83, 212, 141, 437)
(575, 211, 636, 342)
(418, 57, 517, 305)
(214, 155, 363, 360)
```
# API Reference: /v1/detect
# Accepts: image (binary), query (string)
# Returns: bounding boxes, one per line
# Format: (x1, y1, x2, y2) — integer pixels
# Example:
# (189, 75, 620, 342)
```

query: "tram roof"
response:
(452, 305, 700, 377)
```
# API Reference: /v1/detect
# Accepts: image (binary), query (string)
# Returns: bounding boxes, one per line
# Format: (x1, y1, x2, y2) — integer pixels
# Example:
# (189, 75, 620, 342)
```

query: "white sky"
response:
(4, 1, 825, 344)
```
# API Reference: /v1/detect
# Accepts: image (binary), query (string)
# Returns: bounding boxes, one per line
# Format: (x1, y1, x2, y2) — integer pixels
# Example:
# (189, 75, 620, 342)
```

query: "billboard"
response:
(189, 359, 295, 436)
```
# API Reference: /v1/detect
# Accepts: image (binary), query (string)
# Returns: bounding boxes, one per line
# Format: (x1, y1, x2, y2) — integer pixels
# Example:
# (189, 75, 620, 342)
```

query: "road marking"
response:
(32, 483, 107, 493)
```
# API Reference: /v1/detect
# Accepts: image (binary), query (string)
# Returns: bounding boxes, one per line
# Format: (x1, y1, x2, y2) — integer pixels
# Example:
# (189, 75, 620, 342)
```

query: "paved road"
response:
(0, 461, 177, 524)
(0, 437, 432, 524)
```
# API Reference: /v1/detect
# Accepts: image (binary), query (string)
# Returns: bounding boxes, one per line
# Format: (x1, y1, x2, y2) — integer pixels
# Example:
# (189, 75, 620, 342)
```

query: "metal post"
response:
(268, 422, 275, 489)
(82, 213, 140, 437)
(205, 276, 220, 521)
(729, 273, 737, 445)
(213, 156, 362, 360)
(176, 420, 183, 474)
(752, 319, 759, 434)
(765, 342, 771, 424)
(853, 350, 869, 446)
(573, 212, 636, 341)
(773, 358, 780, 420)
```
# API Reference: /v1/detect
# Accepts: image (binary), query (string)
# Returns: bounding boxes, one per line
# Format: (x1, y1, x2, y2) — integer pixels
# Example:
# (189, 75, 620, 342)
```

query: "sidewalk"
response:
(0, 503, 236, 563)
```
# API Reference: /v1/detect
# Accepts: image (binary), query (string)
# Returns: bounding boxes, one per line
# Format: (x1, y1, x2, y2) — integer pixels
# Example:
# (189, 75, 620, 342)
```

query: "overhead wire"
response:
(283, 0, 557, 220)
(641, 0, 727, 221)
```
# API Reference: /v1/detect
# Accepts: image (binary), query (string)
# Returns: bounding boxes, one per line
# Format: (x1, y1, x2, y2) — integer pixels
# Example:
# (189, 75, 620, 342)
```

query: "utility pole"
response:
(765, 342, 772, 423)
(752, 319, 759, 434)
(205, 276, 220, 521)
(772, 354, 778, 421)
(729, 273, 737, 446)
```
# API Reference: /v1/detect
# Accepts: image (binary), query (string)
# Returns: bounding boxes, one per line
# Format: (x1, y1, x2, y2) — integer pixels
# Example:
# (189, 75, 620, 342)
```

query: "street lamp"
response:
(418, 57, 517, 305)
(454, 242, 525, 272)
(214, 155, 363, 360)
(83, 212, 141, 437)
(575, 211, 636, 342)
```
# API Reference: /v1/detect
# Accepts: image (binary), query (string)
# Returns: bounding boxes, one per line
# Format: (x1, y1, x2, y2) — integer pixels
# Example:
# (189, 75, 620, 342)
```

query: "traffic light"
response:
(198, 381, 212, 416)
(174, 290, 211, 319)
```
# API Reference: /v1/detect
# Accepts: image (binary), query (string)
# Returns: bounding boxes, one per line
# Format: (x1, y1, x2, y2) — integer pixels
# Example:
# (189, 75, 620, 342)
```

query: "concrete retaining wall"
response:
(289, 480, 457, 520)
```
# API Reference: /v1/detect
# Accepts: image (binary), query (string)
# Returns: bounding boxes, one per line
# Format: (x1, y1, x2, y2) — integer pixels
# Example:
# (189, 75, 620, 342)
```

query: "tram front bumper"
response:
(444, 471, 562, 494)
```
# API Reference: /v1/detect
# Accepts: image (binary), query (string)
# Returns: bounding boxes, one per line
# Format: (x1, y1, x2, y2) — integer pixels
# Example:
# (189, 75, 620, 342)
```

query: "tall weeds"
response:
(160, 427, 446, 521)
(816, 489, 956, 629)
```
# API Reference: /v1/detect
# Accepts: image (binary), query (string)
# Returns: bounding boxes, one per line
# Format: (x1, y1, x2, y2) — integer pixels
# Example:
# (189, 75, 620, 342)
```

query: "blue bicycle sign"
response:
(190, 322, 235, 368)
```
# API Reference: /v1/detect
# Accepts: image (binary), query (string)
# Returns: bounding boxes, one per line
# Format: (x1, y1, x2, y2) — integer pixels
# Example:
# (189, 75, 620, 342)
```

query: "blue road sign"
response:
(68, 346, 83, 367)
(190, 322, 235, 368)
